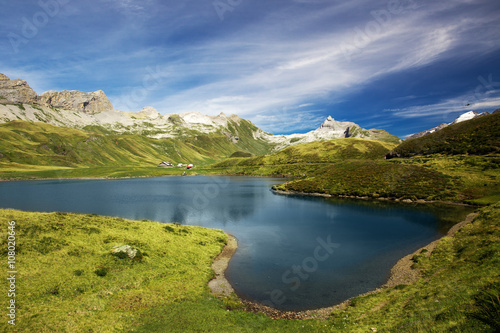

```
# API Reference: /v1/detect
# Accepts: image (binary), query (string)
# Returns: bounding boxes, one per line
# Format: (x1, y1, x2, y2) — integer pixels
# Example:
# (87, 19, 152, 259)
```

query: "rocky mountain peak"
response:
(318, 115, 356, 133)
(450, 110, 479, 125)
(0, 73, 38, 104)
(39, 89, 114, 114)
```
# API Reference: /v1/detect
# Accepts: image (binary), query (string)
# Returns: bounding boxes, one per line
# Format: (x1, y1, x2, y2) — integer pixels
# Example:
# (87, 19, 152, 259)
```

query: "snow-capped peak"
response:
(451, 111, 479, 124)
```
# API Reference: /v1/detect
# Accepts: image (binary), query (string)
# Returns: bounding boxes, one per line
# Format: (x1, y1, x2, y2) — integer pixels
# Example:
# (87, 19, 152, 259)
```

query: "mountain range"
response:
(0, 73, 401, 152)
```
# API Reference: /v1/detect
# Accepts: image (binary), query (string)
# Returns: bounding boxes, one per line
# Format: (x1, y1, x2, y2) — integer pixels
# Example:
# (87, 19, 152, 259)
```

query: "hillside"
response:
(0, 120, 274, 179)
(389, 112, 500, 157)
(212, 138, 395, 169)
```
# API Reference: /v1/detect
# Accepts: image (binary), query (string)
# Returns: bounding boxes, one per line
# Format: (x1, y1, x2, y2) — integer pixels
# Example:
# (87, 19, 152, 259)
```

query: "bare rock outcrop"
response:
(137, 106, 161, 119)
(317, 116, 359, 138)
(0, 73, 38, 104)
(39, 90, 114, 114)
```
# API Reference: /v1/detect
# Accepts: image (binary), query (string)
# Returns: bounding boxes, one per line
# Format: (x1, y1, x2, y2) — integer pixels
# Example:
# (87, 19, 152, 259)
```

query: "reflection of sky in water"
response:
(0, 176, 470, 310)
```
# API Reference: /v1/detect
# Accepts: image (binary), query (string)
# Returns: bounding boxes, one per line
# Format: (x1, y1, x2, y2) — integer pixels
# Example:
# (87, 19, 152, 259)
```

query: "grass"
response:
(0, 203, 498, 332)
(274, 160, 458, 200)
(274, 155, 500, 203)
(0, 210, 227, 332)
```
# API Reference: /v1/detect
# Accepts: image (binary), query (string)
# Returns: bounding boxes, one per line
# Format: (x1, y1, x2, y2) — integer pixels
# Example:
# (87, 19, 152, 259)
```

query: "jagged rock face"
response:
(39, 90, 114, 114)
(0, 73, 38, 104)
(317, 116, 358, 138)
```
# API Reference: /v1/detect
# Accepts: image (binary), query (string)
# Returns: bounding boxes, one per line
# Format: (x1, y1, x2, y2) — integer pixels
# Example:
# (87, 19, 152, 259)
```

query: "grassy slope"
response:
(391, 112, 500, 157)
(0, 120, 275, 179)
(209, 138, 397, 176)
(1, 204, 498, 332)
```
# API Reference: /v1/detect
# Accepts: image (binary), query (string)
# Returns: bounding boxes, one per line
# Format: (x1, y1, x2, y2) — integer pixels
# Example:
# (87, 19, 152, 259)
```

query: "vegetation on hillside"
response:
(274, 161, 456, 201)
(390, 112, 500, 157)
(212, 138, 396, 168)
(0, 120, 275, 177)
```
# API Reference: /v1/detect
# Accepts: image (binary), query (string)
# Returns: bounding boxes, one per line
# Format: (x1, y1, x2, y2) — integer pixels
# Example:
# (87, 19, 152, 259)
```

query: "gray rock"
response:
(39, 90, 114, 114)
(0, 73, 38, 104)
(111, 245, 139, 259)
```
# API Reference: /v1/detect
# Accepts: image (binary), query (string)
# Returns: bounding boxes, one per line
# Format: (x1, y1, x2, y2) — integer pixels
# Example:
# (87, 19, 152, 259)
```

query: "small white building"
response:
(157, 161, 173, 167)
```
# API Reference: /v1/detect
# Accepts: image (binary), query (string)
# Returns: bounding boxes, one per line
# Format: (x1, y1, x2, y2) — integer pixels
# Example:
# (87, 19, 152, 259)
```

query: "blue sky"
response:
(1, 0, 499, 137)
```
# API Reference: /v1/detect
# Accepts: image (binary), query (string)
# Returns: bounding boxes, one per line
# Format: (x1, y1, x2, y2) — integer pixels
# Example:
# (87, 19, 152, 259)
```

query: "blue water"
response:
(0, 176, 470, 310)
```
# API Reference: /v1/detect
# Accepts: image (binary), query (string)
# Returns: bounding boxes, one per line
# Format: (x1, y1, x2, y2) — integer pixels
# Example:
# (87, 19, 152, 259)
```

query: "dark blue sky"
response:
(1, 0, 499, 137)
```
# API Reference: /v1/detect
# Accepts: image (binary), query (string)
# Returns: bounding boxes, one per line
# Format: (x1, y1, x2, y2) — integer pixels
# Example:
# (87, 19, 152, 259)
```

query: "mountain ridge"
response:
(0, 72, 401, 150)
(405, 111, 489, 141)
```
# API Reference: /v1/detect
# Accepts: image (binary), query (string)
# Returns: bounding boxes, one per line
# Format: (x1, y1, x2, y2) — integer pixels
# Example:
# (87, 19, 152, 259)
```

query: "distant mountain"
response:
(267, 116, 401, 150)
(0, 72, 400, 153)
(405, 111, 488, 140)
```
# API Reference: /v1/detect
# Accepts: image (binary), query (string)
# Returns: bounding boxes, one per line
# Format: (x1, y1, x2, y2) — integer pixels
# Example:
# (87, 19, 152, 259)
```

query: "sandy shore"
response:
(209, 211, 479, 320)
(208, 234, 238, 296)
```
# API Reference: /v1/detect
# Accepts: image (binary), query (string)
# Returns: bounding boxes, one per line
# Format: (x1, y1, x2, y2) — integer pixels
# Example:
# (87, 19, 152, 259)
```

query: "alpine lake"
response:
(0, 176, 474, 311)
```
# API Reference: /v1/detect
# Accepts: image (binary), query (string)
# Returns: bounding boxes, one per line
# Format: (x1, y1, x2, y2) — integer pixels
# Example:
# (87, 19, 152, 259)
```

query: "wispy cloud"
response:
(1, 0, 499, 135)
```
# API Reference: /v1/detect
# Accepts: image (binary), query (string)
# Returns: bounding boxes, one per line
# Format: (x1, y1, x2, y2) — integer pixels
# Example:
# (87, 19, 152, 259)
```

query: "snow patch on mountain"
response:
(405, 110, 488, 140)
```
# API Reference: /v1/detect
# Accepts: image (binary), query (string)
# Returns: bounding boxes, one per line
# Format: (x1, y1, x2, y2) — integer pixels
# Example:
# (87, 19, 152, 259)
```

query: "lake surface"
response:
(0, 176, 472, 310)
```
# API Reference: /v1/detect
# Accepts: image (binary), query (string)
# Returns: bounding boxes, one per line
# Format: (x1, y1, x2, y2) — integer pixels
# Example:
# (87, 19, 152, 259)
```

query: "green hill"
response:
(212, 138, 396, 168)
(389, 112, 500, 157)
(0, 120, 274, 179)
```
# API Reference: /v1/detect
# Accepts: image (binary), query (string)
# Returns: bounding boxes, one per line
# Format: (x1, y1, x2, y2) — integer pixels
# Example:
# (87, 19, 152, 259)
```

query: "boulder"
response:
(111, 245, 142, 260)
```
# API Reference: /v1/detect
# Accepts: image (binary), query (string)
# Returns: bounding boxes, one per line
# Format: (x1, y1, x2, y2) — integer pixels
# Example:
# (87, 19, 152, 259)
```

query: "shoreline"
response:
(270, 188, 476, 207)
(210, 211, 479, 320)
(0, 171, 288, 183)
(208, 234, 238, 296)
